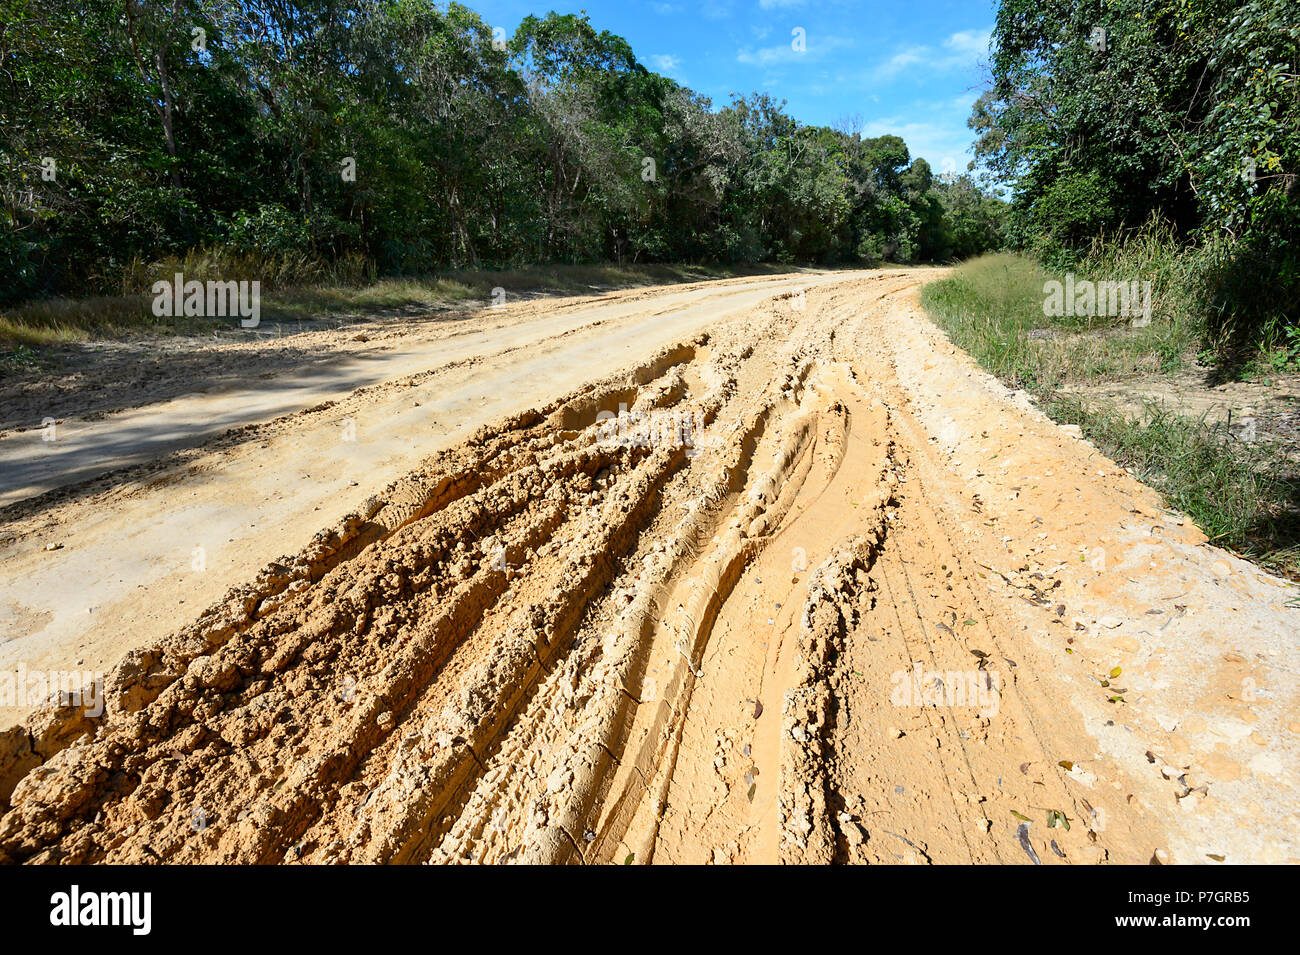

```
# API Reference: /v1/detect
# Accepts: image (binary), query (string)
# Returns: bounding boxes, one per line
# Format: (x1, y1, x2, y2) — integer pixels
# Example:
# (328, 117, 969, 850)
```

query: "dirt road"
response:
(0, 271, 867, 704)
(1, 270, 1296, 865)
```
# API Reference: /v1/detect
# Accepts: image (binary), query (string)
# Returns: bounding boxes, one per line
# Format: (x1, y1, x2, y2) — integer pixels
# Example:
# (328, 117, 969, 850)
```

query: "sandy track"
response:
(0, 272, 1296, 865)
(0, 272, 860, 505)
(0, 270, 873, 710)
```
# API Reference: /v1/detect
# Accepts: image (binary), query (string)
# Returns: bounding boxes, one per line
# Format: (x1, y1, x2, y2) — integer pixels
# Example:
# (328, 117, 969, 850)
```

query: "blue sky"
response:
(467, 0, 998, 175)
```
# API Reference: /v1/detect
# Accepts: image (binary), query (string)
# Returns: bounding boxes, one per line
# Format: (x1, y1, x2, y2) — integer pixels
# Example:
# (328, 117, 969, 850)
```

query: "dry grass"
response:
(1, 260, 801, 347)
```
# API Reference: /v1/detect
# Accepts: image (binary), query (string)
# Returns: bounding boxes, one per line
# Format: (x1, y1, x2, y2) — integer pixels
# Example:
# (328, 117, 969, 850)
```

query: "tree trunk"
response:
(125, 0, 182, 187)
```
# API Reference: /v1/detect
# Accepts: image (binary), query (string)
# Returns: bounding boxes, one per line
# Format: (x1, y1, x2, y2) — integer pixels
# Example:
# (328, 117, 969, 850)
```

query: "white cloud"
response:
(870, 27, 991, 81)
(649, 54, 683, 74)
(737, 46, 791, 67)
(758, 0, 807, 8)
(875, 46, 928, 79)
(737, 33, 851, 67)
(943, 28, 991, 59)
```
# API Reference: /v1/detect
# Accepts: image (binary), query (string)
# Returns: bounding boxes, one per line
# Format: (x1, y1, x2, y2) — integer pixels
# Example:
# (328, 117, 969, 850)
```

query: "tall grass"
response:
(922, 226, 1206, 392)
(116, 246, 377, 295)
(1185, 235, 1300, 370)
(0, 255, 800, 346)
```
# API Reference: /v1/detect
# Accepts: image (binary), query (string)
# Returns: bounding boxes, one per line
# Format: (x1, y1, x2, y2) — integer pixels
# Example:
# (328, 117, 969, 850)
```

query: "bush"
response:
(1029, 170, 1119, 250)
(0, 229, 38, 305)
(222, 204, 314, 257)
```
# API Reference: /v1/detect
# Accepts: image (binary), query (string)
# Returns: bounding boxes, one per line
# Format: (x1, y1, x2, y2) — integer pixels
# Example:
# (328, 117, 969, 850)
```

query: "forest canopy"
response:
(0, 0, 1007, 302)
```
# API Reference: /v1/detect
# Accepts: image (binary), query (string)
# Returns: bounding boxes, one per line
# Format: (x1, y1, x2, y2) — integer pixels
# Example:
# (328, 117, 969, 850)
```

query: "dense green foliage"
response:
(973, 0, 1299, 353)
(0, 0, 1005, 303)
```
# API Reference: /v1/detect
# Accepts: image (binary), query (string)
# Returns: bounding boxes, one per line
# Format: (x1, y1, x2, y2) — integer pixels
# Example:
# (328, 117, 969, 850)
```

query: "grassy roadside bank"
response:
(0, 260, 807, 352)
(922, 253, 1300, 580)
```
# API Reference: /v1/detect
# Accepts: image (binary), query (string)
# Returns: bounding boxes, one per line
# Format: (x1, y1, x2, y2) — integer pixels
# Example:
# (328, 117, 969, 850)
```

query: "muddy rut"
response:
(2, 274, 1296, 865)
